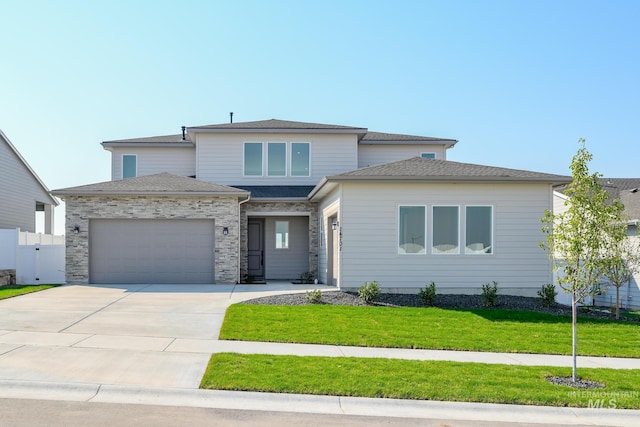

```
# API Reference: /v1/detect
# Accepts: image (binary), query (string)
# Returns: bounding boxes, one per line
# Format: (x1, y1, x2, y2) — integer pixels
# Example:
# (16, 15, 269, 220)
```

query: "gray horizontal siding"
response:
(357, 144, 447, 167)
(264, 216, 309, 279)
(196, 133, 358, 186)
(338, 182, 553, 294)
(0, 139, 54, 232)
(110, 147, 196, 180)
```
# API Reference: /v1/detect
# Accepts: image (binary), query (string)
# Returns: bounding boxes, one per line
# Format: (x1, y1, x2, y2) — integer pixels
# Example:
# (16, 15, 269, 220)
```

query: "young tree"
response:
(541, 139, 625, 382)
(601, 228, 640, 319)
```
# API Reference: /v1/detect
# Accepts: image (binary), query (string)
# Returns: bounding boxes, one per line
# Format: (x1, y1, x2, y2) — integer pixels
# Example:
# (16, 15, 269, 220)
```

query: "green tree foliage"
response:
(541, 139, 625, 381)
(601, 230, 640, 319)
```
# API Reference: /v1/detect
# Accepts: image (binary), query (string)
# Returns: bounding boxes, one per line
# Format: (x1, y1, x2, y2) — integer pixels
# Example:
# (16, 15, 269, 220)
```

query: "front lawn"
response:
(201, 353, 640, 408)
(220, 304, 640, 357)
(0, 284, 58, 300)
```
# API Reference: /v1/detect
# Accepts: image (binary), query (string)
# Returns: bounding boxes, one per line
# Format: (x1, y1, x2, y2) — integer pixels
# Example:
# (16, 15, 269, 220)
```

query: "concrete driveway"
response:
(0, 283, 326, 389)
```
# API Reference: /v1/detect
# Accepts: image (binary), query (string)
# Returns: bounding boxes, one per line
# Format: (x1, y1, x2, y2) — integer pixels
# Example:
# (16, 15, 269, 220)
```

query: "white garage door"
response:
(89, 219, 215, 284)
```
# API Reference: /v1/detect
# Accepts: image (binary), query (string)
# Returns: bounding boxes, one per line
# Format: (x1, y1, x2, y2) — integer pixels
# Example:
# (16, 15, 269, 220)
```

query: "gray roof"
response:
(52, 173, 250, 197)
(189, 119, 367, 132)
(232, 185, 316, 199)
(102, 133, 192, 145)
(328, 157, 571, 183)
(557, 178, 640, 221)
(361, 131, 458, 146)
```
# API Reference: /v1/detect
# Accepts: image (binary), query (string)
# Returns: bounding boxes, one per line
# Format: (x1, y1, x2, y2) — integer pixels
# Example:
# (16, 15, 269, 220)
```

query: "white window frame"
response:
(420, 152, 436, 159)
(290, 142, 311, 177)
(122, 154, 137, 179)
(398, 205, 427, 255)
(464, 205, 494, 255)
(275, 220, 289, 249)
(243, 142, 263, 177)
(267, 142, 287, 177)
(431, 205, 460, 255)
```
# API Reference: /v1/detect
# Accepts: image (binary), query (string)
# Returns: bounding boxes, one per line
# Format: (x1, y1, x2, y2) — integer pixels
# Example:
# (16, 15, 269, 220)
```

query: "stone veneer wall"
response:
(64, 195, 241, 284)
(240, 201, 318, 281)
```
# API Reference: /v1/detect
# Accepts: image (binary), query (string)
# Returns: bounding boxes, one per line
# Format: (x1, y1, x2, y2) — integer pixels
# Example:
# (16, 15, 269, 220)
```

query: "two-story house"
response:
(53, 119, 570, 296)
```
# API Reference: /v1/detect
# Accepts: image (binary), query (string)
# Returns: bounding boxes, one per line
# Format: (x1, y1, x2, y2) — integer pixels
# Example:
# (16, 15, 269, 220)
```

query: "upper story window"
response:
(420, 152, 436, 159)
(244, 142, 263, 176)
(244, 142, 310, 177)
(291, 142, 310, 176)
(122, 154, 137, 179)
(268, 142, 286, 176)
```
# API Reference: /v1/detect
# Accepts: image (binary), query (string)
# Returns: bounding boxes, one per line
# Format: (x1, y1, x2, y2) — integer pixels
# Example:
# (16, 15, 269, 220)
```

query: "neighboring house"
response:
(52, 119, 570, 296)
(0, 129, 58, 233)
(553, 179, 640, 309)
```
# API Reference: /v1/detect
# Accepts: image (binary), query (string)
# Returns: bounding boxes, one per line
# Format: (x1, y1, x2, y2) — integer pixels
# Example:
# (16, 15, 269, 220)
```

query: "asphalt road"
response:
(0, 398, 603, 427)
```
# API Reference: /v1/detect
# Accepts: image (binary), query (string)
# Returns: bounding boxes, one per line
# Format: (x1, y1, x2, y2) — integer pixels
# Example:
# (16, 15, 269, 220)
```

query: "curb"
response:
(0, 380, 639, 426)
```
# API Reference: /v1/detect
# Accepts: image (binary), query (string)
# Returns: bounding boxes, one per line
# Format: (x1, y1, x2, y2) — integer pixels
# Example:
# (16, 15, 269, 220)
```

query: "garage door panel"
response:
(90, 219, 215, 284)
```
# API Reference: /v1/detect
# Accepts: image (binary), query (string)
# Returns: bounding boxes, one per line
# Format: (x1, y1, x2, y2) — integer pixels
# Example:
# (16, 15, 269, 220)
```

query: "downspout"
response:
(237, 194, 251, 284)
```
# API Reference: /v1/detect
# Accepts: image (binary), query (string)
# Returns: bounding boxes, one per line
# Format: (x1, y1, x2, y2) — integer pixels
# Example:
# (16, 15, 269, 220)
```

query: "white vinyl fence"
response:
(0, 228, 64, 284)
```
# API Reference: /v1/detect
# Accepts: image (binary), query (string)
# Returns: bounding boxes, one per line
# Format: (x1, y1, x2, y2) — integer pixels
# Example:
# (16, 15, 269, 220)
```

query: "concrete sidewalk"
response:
(0, 283, 639, 425)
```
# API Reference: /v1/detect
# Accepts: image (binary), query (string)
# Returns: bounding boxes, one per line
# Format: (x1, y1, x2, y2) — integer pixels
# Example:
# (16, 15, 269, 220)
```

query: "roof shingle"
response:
(52, 173, 249, 196)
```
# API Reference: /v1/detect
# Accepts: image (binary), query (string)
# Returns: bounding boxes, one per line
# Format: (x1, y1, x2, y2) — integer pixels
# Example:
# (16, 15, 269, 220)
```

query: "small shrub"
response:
(299, 271, 315, 284)
(537, 283, 557, 307)
(418, 282, 436, 306)
(481, 281, 499, 307)
(359, 281, 380, 303)
(305, 289, 322, 304)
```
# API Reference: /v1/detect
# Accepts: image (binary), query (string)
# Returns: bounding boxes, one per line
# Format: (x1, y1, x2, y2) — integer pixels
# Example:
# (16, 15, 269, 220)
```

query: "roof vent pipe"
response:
(230, 112, 234, 123)
(181, 126, 186, 141)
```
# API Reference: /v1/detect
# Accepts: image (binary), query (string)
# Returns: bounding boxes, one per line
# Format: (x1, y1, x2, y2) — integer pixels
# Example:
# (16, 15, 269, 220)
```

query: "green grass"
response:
(0, 284, 58, 300)
(201, 353, 640, 408)
(220, 304, 640, 357)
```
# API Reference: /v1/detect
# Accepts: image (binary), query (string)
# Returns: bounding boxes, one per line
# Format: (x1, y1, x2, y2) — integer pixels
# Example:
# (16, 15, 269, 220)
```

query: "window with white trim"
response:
(432, 206, 459, 254)
(398, 206, 426, 254)
(267, 142, 286, 176)
(291, 142, 310, 176)
(465, 206, 493, 254)
(420, 152, 436, 159)
(244, 142, 263, 176)
(123, 154, 137, 179)
(275, 221, 289, 249)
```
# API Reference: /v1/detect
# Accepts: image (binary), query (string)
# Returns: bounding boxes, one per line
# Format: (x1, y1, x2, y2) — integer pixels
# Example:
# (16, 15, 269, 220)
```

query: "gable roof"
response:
(0, 129, 58, 206)
(52, 173, 250, 197)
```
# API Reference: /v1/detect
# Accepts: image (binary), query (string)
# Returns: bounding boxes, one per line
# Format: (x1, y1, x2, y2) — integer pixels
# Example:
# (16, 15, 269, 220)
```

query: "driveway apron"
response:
(0, 284, 240, 388)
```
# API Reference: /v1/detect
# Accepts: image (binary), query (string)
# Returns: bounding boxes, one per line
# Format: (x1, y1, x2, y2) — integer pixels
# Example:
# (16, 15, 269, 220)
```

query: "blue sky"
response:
(1, 1, 638, 233)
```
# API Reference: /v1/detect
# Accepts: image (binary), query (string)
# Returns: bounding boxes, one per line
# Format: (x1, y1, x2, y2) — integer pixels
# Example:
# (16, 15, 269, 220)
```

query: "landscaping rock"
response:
(545, 376, 605, 389)
(242, 292, 639, 321)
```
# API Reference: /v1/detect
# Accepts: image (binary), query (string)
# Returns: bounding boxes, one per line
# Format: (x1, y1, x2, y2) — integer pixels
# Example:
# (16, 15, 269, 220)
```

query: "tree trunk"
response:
(616, 285, 620, 320)
(572, 291, 577, 382)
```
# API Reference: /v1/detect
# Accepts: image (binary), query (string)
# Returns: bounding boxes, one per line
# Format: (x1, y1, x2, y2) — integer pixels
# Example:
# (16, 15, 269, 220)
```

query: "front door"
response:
(248, 219, 264, 279)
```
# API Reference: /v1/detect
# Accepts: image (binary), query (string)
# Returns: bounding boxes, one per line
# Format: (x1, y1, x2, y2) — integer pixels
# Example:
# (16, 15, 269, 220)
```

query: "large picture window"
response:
(244, 142, 263, 176)
(291, 142, 310, 176)
(268, 142, 286, 176)
(398, 206, 425, 254)
(465, 206, 493, 254)
(122, 155, 137, 179)
(275, 221, 289, 249)
(432, 206, 459, 254)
